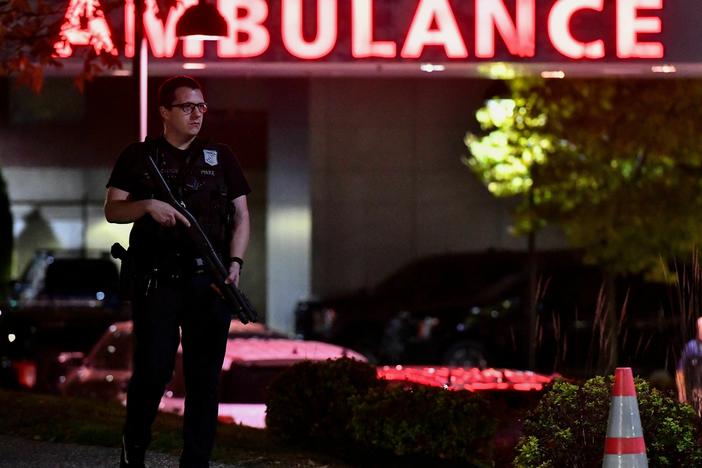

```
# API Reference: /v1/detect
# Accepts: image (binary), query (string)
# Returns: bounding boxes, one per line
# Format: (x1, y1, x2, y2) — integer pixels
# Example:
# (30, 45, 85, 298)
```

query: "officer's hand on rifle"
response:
(146, 199, 191, 228)
(225, 262, 241, 287)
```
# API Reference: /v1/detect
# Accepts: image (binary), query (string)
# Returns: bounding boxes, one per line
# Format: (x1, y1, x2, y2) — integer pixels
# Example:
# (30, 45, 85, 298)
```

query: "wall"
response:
(309, 78, 566, 297)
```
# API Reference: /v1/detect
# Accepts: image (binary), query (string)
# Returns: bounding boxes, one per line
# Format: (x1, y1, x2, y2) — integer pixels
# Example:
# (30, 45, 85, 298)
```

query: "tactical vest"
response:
(129, 137, 233, 270)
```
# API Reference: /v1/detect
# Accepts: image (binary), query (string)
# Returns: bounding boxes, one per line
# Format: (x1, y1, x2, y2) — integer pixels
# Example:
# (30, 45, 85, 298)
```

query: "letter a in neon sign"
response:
(54, 0, 118, 57)
(124, 0, 204, 59)
(402, 0, 468, 58)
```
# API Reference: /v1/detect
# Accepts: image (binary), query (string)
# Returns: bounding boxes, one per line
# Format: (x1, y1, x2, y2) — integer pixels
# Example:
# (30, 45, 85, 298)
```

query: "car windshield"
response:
(43, 259, 119, 298)
(373, 253, 529, 304)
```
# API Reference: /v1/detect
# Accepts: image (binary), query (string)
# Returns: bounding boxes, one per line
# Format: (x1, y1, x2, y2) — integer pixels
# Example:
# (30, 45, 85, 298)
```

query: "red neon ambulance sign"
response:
(54, 0, 665, 61)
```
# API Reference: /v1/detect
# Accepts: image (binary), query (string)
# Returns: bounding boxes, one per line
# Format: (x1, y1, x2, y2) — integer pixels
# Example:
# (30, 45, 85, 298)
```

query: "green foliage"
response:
(466, 79, 702, 275)
(264, 358, 380, 443)
(465, 95, 551, 200)
(514, 376, 702, 467)
(266, 359, 496, 465)
(349, 384, 496, 464)
(0, 168, 12, 299)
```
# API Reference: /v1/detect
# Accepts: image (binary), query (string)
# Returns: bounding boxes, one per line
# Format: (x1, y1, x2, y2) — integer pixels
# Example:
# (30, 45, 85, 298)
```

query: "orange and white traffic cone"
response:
(603, 367, 648, 467)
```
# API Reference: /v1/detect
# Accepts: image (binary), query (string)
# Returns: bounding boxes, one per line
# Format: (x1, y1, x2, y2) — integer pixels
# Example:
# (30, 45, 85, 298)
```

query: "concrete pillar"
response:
(266, 79, 311, 333)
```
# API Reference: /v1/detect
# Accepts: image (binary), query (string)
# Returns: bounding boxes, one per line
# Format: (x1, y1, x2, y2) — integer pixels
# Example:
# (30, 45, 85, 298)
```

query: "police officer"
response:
(677, 316, 702, 416)
(104, 75, 251, 468)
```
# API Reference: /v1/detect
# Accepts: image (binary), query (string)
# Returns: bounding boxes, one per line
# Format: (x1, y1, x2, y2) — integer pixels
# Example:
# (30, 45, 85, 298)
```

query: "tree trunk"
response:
(597, 272, 619, 374)
(527, 229, 538, 370)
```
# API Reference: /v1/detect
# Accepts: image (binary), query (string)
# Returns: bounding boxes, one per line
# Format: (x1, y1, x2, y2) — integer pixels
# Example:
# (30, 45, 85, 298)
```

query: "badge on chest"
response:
(203, 149, 218, 166)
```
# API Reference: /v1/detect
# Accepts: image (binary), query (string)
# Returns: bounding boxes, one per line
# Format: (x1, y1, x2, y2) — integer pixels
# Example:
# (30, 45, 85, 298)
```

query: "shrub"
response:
(264, 358, 380, 443)
(349, 384, 496, 464)
(514, 376, 702, 467)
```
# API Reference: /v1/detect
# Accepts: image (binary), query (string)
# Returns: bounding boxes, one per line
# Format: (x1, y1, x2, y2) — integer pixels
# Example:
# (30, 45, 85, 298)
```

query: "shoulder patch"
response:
(203, 149, 218, 166)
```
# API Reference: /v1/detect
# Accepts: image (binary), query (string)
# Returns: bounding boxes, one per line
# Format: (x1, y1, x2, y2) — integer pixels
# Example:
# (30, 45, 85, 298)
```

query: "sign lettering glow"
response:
(282, 0, 338, 59)
(401, 0, 468, 58)
(54, 0, 666, 62)
(616, 0, 664, 59)
(54, 0, 117, 57)
(217, 0, 270, 58)
(548, 0, 605, 59)
(475, 0, 535, 58)
(352, 0, 396, 58)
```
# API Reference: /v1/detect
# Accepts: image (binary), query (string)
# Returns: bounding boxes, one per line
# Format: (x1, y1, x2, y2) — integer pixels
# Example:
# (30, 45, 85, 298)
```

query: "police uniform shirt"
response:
(677, 338, 702, 394)
(106, 136, 251, 262)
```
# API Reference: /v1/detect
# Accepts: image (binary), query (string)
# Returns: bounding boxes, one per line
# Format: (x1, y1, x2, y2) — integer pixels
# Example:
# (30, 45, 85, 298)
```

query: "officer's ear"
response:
(159, 106, 169, 121)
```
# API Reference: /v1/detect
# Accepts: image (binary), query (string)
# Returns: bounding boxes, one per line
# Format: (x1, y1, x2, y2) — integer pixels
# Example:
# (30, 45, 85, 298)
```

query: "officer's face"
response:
(160, 87, 205, 139)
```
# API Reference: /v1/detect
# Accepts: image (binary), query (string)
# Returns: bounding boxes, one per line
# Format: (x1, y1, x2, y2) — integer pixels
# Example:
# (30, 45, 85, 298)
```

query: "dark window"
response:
(43, 259, 119, 298)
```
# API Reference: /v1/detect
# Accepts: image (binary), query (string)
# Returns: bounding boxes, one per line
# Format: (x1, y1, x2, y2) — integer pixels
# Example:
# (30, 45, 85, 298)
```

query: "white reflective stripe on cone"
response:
(606, 396, 644, 438)
(603, 453, 649, 468)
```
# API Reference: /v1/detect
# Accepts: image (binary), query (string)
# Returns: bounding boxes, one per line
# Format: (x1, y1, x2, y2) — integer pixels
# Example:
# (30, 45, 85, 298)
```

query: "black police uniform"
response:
(107, 135, 251, 467)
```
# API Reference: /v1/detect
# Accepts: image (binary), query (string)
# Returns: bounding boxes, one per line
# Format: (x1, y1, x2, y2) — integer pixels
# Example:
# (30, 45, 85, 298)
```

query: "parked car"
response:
(295, 250, 680, 375)
(58, 320, 367, 428)
(1, 250, 127, 391)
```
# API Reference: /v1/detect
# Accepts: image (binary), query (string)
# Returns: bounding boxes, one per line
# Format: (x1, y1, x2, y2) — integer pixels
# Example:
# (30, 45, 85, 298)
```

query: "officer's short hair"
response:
(158, 75, 203, 107)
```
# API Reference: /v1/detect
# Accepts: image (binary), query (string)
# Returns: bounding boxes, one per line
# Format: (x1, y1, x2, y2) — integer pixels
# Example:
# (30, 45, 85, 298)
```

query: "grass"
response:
(0, 389, 351, 467)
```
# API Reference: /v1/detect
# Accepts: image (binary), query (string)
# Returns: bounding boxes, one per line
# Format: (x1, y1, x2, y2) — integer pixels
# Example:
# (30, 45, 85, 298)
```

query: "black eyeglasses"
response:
(167, 102, 208, 114)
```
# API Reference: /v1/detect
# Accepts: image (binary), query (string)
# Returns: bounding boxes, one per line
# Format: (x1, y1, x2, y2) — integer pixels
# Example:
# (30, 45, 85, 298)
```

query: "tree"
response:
(465, 78, 702, 372)
(0, 0, 121, 92)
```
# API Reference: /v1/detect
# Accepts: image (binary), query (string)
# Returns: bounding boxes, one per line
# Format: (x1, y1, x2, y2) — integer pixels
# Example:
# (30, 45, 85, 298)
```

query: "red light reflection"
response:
(12, 360, 37, 389)
(377, 365, 556, 392)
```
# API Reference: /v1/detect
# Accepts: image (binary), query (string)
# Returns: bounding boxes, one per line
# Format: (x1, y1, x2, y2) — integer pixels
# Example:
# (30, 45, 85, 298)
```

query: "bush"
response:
(514, 376, 702, 467)
(349, 384, 496, 464)
(265, 358, 380, 443)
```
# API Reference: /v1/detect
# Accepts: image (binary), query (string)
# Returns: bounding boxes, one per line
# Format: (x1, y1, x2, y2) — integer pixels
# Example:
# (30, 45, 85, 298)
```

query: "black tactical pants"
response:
(123, 272, 231, 468)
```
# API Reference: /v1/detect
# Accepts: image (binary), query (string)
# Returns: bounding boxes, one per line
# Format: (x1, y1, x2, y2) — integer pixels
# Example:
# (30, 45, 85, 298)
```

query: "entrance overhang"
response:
(47, 60, 699, 78)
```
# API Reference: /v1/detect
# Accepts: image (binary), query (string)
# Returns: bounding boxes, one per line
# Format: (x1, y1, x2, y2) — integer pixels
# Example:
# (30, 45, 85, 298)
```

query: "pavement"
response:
(0, 435, 242, 467)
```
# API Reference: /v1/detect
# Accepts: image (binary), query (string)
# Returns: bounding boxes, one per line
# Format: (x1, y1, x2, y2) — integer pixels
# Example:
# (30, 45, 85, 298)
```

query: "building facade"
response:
(2, 0, 696, 331)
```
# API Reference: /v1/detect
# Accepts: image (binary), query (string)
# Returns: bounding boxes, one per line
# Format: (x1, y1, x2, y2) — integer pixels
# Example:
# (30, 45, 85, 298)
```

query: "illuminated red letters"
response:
(352, 0, 396, 58)
(217, 0, 269, 58)
(282, 0, 338, 59)
(547, 0, 664, 59)
(54, 0, 117, 57)
(616, 0, 664, 58)
(54, 0, 666, 62)
(548, 0, 605, 59)
(402, 0, 468, 58)
(475, 0, 535, 58)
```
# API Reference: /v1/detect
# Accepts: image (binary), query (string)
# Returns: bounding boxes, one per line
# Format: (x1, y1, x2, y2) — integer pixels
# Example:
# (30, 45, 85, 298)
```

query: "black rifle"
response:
(141, 153, 257, 324)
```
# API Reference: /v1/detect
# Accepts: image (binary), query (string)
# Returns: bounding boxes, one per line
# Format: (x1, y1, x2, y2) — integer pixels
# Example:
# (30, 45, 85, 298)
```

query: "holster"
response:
(111, 243, 135, 301)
